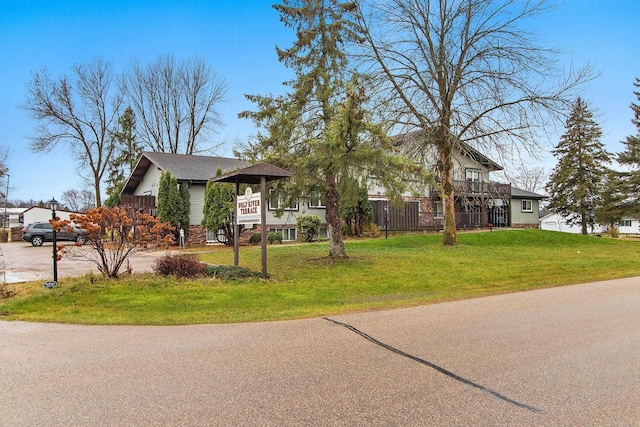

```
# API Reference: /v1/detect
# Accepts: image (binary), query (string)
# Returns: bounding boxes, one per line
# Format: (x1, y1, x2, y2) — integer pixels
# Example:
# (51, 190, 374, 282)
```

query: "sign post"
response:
(210, 163, 292, 279)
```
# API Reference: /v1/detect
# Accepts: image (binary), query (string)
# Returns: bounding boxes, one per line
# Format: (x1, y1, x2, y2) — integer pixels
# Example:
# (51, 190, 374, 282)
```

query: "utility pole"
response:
(3, 174, 8, 228)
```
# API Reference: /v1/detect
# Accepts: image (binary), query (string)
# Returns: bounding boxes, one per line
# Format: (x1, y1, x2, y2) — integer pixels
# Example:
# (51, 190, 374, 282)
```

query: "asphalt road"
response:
(1, 277, 639, 426)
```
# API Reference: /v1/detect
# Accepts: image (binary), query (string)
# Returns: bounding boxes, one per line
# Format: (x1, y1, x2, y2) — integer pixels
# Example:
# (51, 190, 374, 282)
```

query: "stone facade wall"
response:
(511, 223, 539, 229)
(402, 196, 443, 229)
(187, 225, 257, 247)
(187, 225, 206, 246)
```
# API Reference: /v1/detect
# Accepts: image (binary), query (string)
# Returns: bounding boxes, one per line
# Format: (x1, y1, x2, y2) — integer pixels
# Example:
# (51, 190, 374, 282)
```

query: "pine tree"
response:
(594, 170, 626, 227)
(178, 182, 190, 238)
(616, 78, 640, 217)
(240, 0, 421, 258)
(545, 98, 610, 234)
(105, 107, 142, 207)
(157, 171, 190, 241)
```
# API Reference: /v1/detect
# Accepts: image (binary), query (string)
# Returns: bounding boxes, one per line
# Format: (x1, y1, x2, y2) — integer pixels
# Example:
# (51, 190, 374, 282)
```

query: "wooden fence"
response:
(371, 200, 420, 230)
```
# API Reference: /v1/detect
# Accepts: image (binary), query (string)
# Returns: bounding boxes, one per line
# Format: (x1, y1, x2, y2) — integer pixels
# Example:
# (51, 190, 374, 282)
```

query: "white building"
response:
(616, 218, 640, 235)
(539, 212, 605, 234)
(21, 206, 76, 227)
(1, 207, 28, 229)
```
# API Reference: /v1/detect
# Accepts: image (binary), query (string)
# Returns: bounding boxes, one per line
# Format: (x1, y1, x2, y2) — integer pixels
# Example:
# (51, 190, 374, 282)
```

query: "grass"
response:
(1, 229, 639, 325)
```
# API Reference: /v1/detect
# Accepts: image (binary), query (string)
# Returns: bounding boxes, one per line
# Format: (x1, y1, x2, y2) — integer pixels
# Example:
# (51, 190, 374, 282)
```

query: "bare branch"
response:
(356, 0, 598, 244)
(120, 55, 227, 155)
(22, 60, 123, 207)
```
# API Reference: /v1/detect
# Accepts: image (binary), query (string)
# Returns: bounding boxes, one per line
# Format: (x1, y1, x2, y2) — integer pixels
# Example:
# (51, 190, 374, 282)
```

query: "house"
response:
(121, 152, 249, 244)
(120, 152, 332, 244)
(21, 206, 76, 227)
(539, 212, 605, 234)
(1, 207, 28, 229)
(121, 138, 541, 245)
(369, 131, 526, 231)
(539, 213, 640, 235)
(618, 218, 640, 235)
(508, 187, 545, 228)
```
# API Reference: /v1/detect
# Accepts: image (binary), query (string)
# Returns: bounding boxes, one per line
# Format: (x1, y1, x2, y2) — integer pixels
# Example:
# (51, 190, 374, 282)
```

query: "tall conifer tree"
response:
(240, 0, 420, 258)
(105, 107, 142, 207)
(545, 98, 610, 234)
(157, 171, 190, 241)
(616, 78, 640, 217)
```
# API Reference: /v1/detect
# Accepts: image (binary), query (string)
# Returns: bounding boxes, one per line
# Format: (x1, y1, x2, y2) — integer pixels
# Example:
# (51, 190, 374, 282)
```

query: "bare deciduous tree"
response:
(121, 55, 227, 155)
(499, 164, 548, 194)
(61, 188, 95, 213)
(357, 0, 596, 245)
(22, 60, 123, 207)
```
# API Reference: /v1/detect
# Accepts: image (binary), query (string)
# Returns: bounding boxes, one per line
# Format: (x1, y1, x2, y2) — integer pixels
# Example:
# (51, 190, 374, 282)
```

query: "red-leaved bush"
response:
(53, 207, 174, 278)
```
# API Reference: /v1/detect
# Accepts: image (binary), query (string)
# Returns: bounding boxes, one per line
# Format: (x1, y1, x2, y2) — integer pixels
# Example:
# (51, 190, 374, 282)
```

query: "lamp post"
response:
(48, 197, 58, 285)
(384, 200, 389, 239)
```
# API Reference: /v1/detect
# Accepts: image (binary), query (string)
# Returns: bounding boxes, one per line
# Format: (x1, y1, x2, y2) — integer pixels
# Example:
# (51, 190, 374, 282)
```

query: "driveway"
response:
(0, 241, 159, 283)
(1, 277, 640, 426)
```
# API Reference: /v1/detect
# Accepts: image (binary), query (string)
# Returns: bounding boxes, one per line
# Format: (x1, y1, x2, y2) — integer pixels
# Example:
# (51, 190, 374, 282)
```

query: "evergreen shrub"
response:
(204, 265, 260, 280)
(249, 233, 262, 245)
(268, 231, 283, 244)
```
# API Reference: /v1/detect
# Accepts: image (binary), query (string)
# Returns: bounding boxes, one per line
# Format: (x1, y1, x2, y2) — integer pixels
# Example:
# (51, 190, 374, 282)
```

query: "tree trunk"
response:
(439, 148, 457, 246)
(325, 173, 347, 258)
(94, 178, 102, 208)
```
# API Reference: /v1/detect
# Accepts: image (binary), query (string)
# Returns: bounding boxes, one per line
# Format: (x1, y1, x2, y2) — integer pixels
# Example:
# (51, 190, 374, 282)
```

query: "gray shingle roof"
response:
(511, 187, 546, 199)
(121, 152, 250, 194)
(143, 152, 249, 181)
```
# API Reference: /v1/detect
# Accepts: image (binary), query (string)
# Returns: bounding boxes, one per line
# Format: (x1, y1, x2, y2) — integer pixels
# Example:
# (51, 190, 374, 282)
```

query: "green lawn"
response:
(2, 229, 638, 325)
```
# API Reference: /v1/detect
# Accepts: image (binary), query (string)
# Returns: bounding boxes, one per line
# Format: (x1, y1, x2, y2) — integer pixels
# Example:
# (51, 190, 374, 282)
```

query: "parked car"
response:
(21, 222, 86, 246)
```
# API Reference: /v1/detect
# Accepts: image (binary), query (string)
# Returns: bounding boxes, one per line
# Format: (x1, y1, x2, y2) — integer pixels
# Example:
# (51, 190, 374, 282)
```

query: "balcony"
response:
(434, 180, 511, 199)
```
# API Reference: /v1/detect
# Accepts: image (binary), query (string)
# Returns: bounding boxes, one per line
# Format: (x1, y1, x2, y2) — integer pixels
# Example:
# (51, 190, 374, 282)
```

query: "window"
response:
(272, 228, 297, 241)
(318, 228, 328, 239)
(308, 191, 326, 209)
(206, 228, 228, 244)
(465, 169, 482, 182)
(434, 201, 444, 218)
(622, 220, 632, 227)
(521, 200, 533, 213)
(268, 190, 299, 211)
(465, 169, 482, 192)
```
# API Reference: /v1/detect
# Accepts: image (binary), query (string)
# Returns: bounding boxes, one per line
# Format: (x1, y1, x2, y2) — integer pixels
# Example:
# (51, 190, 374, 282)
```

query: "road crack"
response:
(324, 317, 541, 413)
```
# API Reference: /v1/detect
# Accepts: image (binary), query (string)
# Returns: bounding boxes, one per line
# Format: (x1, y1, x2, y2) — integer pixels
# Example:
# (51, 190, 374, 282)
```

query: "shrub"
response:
(608, 226, 620, 238)
(268, 231, 283, 244)
(204, 265, 261, 280)
(153, 253, 206, 278)
(340, 185, 374, 237)
(53, 207, 174, 278)
(0, 285, 16, 300)
(296, 214, 321, 241)
(361, 223, 381, 238)
(249, 233, 262, 245)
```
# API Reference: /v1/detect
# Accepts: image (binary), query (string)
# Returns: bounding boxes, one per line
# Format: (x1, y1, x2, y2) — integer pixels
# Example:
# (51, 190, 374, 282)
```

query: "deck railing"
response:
(451, 181, 511, 198)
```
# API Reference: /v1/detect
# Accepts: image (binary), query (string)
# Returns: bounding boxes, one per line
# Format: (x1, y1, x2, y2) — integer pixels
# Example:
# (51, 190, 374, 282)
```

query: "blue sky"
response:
(1, 0, 639, 203)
